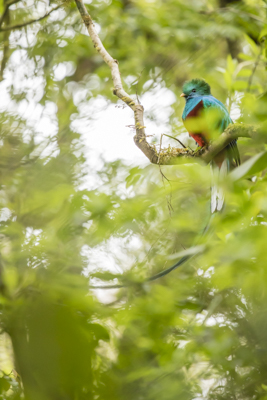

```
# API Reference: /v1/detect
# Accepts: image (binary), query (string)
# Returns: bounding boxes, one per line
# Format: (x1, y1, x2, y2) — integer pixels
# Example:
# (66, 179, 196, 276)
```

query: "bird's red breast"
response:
(183, 100, 209, 147)
(183, 99, 226, 167)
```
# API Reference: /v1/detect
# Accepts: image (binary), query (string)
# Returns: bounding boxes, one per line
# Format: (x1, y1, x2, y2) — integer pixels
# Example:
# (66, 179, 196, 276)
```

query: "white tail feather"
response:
(210, 160, 228, 213)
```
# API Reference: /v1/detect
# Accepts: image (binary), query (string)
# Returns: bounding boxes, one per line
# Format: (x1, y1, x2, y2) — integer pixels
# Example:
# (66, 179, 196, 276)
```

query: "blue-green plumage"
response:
(181, 79, 240, 212)
(182, 95, 232, 131)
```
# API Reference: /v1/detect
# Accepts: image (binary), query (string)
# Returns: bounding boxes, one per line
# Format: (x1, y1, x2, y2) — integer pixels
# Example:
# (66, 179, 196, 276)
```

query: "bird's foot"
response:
(193, 146, 206, 156)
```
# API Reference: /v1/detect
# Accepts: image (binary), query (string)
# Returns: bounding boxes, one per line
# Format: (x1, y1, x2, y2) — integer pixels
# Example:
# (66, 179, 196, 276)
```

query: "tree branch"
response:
(0, 0, 24, 29)
(6, 0, 22, 6)
(74, 0, 162, 161)
(74, 0, 135, 109)
(201, 123, 259, 164)
(0, 29, 10, 81)
(0, 0, 11, 81)
(0, 1, 10, 29)
(136, 122, 259, 166)
(0, 3, 62, 32)
(74, 0, 260, 166)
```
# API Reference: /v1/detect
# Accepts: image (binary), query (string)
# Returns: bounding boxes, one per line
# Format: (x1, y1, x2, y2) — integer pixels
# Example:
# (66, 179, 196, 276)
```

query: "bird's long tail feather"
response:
(210, 159, 228, 213)
(210, 140, 240, 213)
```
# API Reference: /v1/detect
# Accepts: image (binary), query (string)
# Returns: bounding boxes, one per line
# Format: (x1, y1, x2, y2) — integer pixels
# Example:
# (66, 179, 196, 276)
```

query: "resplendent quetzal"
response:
(181, 78, 240, 213)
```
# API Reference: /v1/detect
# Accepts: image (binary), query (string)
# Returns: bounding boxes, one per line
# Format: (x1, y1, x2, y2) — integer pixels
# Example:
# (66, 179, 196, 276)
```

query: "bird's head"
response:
(180, 79, 211, 100)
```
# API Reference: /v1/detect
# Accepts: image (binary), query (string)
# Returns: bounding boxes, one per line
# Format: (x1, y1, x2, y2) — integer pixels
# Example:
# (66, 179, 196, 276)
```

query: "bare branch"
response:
(247, 44, 262, 93)
(0, 4, 62, 32)
(162, 134, 187, 149)
(133, 105, 159, 163)
(75, 0, 135, 110)
(74, 0, 161, 161)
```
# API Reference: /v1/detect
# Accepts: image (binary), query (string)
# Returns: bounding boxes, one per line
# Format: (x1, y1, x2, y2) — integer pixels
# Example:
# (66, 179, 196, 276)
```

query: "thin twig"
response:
(163, 133, 187, 149)
(0, 4, 62, 32)
(6, 0, 21, 6)
(247, 44, 262, 93)
(134, 68, 145, 105)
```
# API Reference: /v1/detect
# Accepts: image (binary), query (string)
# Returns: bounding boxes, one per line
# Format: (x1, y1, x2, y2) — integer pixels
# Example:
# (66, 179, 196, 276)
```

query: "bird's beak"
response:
(180, 93, 186, 97)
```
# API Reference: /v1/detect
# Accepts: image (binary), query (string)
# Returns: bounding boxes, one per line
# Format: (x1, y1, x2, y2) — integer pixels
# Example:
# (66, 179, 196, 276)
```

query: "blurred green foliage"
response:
(0, 0, 267, 399)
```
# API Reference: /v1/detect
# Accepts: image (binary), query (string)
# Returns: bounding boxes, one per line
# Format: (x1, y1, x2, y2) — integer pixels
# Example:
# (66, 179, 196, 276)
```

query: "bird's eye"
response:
(192, 89, 196, 92)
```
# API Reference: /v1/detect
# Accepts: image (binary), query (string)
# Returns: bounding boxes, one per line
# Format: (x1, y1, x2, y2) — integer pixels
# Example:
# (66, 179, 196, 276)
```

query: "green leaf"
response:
(238, 53, 254, 61)
(224, 71, 232, 91)
(259, 27, 267, 40)
(244, 34, 260, 55)
(0, 377, 11, 393)
(230, 151, 267, 181)
(233, 81, 248, 91)
(226, 54, 236, 75)
(126, 173, 141, 188)
(237, 69, 252, 78)
(88, 323, 110, 342)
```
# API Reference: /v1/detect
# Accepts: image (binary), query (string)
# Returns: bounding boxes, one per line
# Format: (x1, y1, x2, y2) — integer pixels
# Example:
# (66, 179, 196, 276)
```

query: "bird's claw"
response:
(193, 146, 206, 156)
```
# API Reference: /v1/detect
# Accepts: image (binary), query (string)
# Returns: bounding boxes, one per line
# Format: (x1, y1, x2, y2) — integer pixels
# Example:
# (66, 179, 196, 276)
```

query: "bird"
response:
(180, 78, 240, 213)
